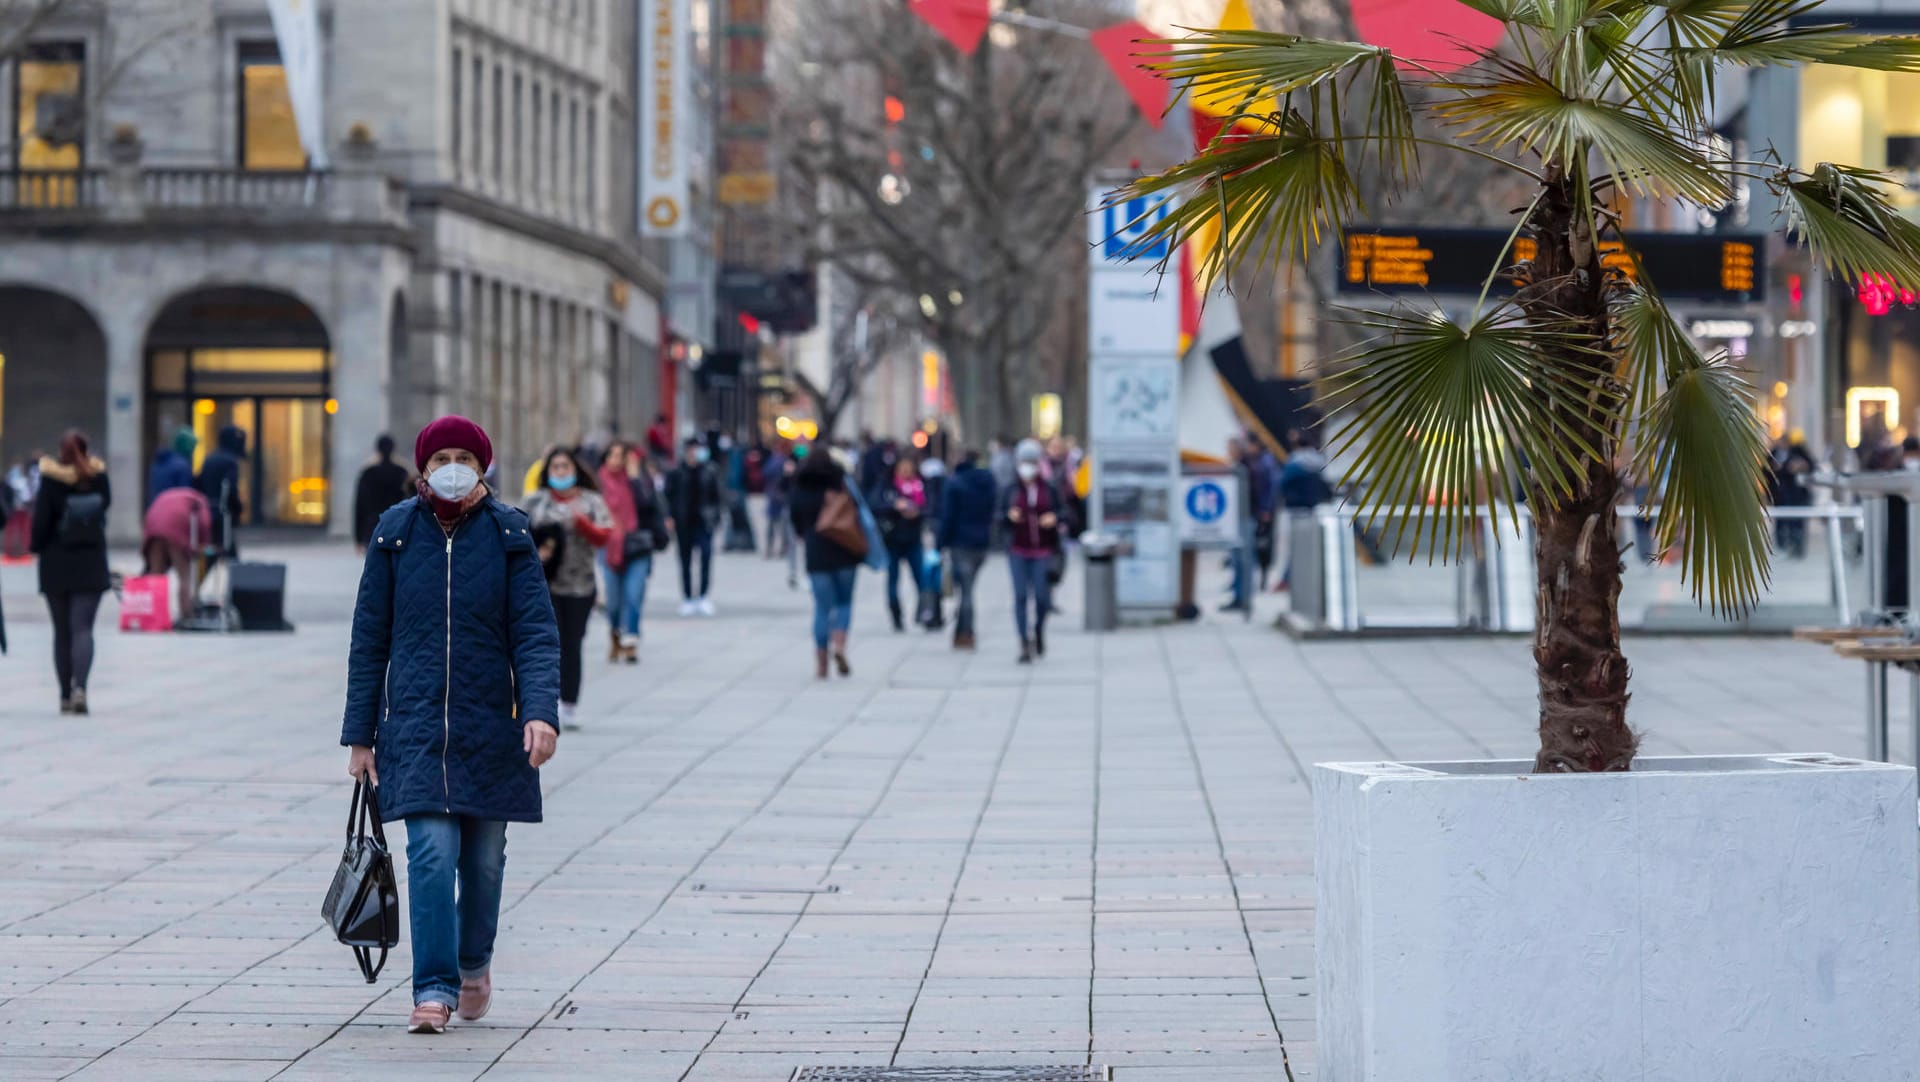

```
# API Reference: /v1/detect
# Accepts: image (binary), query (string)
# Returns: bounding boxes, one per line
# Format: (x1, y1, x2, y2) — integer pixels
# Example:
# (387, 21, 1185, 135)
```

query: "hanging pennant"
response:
(1091, 21, 1166, 130)
(909, 0, 993, 57)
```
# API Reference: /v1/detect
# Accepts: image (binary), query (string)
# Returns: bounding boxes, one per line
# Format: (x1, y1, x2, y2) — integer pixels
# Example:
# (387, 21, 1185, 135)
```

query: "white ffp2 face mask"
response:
(1016, 463, 1040, 482)
(427, 463, 480, 500)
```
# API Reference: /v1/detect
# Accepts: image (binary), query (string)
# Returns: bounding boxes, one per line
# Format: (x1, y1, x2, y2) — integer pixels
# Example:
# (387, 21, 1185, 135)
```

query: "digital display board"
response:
(1340, 227, 1764, 303)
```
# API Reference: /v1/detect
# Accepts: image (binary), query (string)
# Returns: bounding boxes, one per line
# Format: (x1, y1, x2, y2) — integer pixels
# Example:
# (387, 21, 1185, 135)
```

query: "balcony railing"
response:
(0, 159, 404, 228)
(0, 168, 106, 209)
(140, 168, 330, 209)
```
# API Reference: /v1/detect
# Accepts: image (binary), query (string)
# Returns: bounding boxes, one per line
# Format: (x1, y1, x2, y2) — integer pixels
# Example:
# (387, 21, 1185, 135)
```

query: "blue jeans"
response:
(404, 815, 508, 1007)
(1009, 554, 1051, 641)
(885, 539, 923, 615)
(601, 554, 651, 637)
(808, 567, 858, 649)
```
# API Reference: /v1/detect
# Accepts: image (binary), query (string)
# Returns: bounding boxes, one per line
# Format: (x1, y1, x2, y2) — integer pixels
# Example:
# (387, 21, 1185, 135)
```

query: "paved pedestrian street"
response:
(0, 541, 1879, 1080)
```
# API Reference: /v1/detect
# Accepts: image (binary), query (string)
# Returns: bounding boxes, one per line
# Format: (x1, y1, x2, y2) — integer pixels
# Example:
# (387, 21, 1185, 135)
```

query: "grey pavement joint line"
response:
(887, 678, 1031, 1068)
(1156, 633, 1297, 1082)
(676, 662, 956, 1079)
(476, 646, 904, 1077)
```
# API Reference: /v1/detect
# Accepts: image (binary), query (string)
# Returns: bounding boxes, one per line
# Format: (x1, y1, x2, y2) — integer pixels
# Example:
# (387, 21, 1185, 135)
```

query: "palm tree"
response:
(1118, 0, 1920, 773)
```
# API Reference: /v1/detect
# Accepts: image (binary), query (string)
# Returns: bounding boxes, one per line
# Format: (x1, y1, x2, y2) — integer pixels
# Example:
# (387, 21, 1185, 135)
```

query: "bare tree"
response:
(774, 0, 1139, 442)
(0, 0, 65, 65)
(786, 278, 919, 441)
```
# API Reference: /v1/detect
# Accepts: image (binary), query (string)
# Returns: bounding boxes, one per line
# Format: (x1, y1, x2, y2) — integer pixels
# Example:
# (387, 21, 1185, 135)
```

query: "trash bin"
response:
(1083, 532, 1119, 632)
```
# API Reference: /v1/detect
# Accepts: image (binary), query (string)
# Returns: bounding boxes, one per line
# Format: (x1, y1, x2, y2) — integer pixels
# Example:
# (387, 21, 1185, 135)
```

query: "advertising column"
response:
(1087, 188, 1181, 615)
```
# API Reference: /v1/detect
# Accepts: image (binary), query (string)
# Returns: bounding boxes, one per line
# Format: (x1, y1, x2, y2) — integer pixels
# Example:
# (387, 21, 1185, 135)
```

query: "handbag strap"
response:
(354, 944, 389, 983)
(350, 779, 389, 848)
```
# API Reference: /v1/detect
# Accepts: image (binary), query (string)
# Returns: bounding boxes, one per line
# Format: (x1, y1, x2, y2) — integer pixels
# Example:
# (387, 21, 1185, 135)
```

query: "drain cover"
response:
(792, 1070, 1107, 1081)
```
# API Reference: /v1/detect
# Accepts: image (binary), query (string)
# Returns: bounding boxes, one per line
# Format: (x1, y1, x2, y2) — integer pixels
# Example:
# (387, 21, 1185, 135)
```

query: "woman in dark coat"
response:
(31, 430, 111, 714)
(788, 448, 865, 679)
(341, 416, 561, 1034)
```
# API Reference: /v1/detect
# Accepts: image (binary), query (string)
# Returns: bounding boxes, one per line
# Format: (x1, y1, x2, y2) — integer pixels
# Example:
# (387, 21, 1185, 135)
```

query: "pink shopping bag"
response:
(119, 574, 172, 632)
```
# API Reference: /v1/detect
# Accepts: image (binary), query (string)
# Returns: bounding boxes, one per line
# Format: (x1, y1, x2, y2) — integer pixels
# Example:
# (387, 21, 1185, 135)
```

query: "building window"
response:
(13, 42, 85, 171)
(451, 47, 463, 173)
(531, 80, 543, 199)
(239, 42, 305, 170)
(550, 90, 561, 209)
(585, 103, 597, 219)
(472, 53, 485, 184)
(567, 98, 580, 217)
(492, 63, 504, 185)
(511, 71, 523, 195)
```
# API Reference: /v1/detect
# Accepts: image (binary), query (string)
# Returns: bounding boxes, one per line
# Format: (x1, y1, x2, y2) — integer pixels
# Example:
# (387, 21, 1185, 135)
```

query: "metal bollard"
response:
(1082, 534, 1119, 632)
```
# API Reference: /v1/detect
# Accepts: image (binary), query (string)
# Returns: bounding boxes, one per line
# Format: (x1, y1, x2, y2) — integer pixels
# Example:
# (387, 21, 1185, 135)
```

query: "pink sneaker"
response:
(408, 1001, 451, 1034)
(457, 972, 492, 1021)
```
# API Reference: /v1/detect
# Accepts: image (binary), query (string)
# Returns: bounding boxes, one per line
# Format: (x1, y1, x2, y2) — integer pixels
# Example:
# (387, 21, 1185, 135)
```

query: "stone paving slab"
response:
(0, 529, 1877, 1080)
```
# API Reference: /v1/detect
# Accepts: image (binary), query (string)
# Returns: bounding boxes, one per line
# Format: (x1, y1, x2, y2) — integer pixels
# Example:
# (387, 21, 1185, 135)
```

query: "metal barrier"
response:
(1284, 503, 1865, 636)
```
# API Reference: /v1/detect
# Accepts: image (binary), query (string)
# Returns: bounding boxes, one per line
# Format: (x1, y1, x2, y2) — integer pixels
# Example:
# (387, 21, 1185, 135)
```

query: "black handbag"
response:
(621, 526, 655, 564)
(321, 780, 400, 982)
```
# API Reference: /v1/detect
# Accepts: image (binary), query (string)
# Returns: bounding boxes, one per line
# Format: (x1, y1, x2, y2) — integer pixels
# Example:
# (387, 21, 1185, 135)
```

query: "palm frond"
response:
(1319, 305, 1617, 563)
(1433, 57, 1728, 206)
(1634, 352, 1772, 615)
(1144, 30, 1418, 186)
(1668, 0, 1920, 71)
(1109, 112, 1361, 280)
(1646, 0, 1752, 47)
(1610, 285, 1691, 416)
(1774, 163, 1920, 291)
(1455, 0, 1551, 27)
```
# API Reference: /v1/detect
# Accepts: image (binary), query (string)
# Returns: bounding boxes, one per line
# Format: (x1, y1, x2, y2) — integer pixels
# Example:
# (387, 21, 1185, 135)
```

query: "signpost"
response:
(1087, 186, 1181, 614)
(1177, 472, 1241, 548)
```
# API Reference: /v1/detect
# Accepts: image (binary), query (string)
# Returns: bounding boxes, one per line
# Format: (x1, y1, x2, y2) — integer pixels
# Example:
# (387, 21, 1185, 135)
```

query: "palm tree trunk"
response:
(1525, 169, 1637, 773)
(1531, 466, 1637, 772)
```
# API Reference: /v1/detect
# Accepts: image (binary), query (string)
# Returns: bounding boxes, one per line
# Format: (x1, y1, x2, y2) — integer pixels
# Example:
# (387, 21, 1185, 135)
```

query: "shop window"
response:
(239, 42, 305, 170)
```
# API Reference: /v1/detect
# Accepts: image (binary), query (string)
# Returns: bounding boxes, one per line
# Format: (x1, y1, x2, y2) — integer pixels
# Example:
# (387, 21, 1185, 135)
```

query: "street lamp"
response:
(918, 294, 939, 319)
(878, 173, 910, 204)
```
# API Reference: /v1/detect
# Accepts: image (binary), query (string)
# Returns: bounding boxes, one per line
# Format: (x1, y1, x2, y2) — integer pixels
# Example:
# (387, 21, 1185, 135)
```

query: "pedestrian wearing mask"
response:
(788, 449, 865, 678)
(1002, 439, 1065, 664)
(597, 442, 666, 664)
(872, 455, 927, 631)
(664, 435, 722, 616)
(342, 416, 560, 1033)
(524, 449, 613, 731)
(32, 430, 111, 714)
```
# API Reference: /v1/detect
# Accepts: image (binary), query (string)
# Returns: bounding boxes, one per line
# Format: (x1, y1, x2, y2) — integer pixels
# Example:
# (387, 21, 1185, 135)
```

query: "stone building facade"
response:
(0, 0, 664, 539)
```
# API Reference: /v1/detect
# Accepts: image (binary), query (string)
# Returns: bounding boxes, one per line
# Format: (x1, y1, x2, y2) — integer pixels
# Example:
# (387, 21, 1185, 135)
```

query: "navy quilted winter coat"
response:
(341, 496, 561, 823)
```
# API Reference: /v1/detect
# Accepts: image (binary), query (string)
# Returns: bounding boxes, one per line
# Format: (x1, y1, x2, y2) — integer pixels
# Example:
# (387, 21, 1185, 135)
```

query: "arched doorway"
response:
(0, 287, 107, 473)
(145, 287, 333, 526)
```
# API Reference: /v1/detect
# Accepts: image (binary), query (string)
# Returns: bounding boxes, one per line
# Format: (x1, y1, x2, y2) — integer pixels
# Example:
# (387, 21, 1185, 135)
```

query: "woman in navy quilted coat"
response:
(341, 416, 561, 1034)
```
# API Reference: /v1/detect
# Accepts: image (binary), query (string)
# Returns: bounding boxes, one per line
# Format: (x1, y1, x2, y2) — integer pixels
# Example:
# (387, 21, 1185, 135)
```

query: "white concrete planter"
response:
(1315, 755, 1920, 1082)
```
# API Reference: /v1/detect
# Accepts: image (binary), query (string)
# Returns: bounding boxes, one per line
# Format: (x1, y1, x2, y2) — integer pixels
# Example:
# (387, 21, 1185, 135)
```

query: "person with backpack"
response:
(31, 430, 111, 714)
(788, 448, 866, 679)
(342, 415, 560, 1034)
(1001, 439, 1065, 664)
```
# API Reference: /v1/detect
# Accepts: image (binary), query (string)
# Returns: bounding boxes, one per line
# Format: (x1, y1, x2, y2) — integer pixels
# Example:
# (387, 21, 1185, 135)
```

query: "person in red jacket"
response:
(523, 449, 611, 731)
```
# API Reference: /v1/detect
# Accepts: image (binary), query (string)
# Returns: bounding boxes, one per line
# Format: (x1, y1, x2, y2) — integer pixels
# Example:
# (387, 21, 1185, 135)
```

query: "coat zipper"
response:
(442, 531, 453, 813)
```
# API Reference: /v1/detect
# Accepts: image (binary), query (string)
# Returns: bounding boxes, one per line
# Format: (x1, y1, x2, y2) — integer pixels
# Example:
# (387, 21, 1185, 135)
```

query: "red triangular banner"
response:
(1351, 0, 1504, 72)
(1090, 20, 1165, 129)
(910, 0, 992, 57)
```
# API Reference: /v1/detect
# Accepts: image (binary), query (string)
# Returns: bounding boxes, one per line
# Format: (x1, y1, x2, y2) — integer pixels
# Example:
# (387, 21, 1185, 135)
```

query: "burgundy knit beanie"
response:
(414, 415, 493, 473)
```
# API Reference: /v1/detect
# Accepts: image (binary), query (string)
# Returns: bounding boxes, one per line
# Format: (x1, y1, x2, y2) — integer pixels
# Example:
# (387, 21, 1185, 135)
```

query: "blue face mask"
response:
(549, 474, 577, 491)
